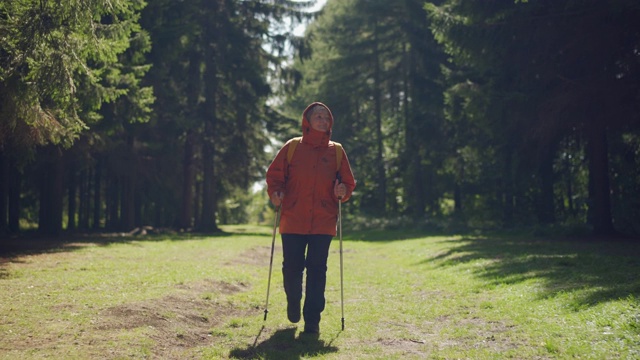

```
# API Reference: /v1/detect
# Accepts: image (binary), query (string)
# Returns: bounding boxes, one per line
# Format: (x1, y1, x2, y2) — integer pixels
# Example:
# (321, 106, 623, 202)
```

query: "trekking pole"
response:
(338, 197, 345, 330)
(264, 205, 281, 321)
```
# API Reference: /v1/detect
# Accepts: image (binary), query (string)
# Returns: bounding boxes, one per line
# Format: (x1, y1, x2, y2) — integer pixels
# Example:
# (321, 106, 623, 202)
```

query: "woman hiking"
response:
(266, 102, 356, 334)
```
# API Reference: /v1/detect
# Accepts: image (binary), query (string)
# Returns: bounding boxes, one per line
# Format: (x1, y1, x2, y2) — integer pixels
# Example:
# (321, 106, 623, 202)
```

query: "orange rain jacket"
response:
(266, 102, 356, 236)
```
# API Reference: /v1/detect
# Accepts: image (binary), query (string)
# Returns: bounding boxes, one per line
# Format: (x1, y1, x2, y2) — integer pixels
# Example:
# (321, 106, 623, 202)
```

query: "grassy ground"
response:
(1, 225, 639, 359)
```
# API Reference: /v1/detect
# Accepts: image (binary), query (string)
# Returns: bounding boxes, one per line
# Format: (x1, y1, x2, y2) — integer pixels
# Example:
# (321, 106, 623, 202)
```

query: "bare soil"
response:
(93, 279, 252, 359)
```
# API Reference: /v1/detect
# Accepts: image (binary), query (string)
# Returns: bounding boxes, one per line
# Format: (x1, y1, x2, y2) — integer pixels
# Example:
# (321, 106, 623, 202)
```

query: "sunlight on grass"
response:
(1, 230, 639, 359)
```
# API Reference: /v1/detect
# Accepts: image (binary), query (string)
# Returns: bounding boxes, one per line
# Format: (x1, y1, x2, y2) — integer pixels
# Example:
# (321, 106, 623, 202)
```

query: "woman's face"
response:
(309, 108, 330, 132)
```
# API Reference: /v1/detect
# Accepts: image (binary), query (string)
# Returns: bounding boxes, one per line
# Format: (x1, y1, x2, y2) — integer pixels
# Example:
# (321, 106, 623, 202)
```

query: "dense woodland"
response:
(0, 0, 639, 238)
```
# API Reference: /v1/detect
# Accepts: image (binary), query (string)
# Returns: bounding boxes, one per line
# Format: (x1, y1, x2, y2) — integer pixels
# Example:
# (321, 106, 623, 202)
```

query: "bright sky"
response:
(293, 0, 327, 36)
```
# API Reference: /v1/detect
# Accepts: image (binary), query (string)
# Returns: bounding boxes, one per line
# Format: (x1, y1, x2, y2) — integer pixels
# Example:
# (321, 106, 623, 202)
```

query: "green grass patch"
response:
(1, 226, 639, 359)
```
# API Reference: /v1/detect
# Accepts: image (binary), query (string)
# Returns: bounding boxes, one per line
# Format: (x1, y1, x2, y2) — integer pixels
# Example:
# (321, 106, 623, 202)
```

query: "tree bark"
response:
(120, 136, 136, 231)
(66, 153, 77, 231)
(78, 168, 90, 229)
(372, 18, 387, 214)
(93, 157, 102, 229)
(179, 130, 195, 229)
(38, 146, 64, 237)
(453, 182, 463, 214)
(404, 44, 427, 219)
(502, 149, 514, 227)
(199, 0, 222, 232)
(587, 122, 615, 235)
(537, 146, 556, 225)
(8, 159, 20, 234)
(0, 151, 7, 235)
(106, 176, 119, 230)
(200, 125, 218, 231)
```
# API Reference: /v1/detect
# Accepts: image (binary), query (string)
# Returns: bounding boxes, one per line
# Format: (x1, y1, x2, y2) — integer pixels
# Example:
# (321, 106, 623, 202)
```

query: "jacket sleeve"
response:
(338, 147, 356, 202)
(266, 142, 290, 198)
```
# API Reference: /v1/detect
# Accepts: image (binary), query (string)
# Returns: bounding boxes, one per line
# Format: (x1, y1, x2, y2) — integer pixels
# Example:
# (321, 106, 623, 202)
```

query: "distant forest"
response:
(1, 0, 639, 238)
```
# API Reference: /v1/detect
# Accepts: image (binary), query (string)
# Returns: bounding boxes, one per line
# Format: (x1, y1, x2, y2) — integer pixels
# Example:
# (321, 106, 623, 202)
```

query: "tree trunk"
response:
(372, 18, 387, 214)
(120, 180, 129, 230)
(199, 0, 222, 232)
(537, 146, 556, 225)
(134, 185, 142, 228)
(564, 153, 575, 215)
(410, 156, 425, 217)
(106, 176, 119, 230)
(180, 44, 203, 230)
(38, 146, 64, 237)
(194, 178, 202, 228)
(8, 159, 20, 234)
(453, 182, 462, 214)
(121, 177, 134, 230)
(502, 149, 515, 227)
(404, 44, 426, 219)
(179, 130, 195, 229)
(66, 153, 77, 231)
(0, 151, 7, 235)
(93, 157, 102, 229)
(587, 122, 615, 235)
(200, 126, 218, 231)
(454, 156, 464, 215)
(53, 149, 64, 236)
(85, 168, 93, 228)
(120, 137, 136, 231)
(78, 168, 90, 229)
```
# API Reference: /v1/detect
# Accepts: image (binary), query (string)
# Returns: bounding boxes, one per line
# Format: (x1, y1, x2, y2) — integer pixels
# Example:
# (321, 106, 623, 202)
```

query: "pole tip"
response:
(263, 309, 268, 321)
(341, 318, 345, 331)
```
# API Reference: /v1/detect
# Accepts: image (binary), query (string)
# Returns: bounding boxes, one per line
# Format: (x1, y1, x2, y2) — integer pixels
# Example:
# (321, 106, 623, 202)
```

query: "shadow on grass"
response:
(342, 228, 458, 242)
(423, 235, 640, 307)
(229, 326, 339, 360)
(0, 224, 440, 263)
(0, 228, 246, 259)
(0, 229, 247, 279)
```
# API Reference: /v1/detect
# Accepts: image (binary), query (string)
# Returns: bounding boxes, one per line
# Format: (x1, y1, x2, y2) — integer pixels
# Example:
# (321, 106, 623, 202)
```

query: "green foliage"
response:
(278, 0, 640, 236)
(3, 0, 639, 236)
(425, 0, 640, 232)
(0, 0, 147, 148)
(285, 0, 435, 216)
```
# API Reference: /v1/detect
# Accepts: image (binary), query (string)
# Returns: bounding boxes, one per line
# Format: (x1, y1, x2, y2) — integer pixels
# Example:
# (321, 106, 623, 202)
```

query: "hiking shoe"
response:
(287, 301, 301, 323)
(303, 322, 319, 334)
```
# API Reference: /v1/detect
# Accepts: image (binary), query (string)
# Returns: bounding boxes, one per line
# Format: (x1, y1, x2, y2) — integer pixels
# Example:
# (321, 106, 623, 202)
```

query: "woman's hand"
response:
(334, 179, 346, 200)
(270, 191, 283, 207)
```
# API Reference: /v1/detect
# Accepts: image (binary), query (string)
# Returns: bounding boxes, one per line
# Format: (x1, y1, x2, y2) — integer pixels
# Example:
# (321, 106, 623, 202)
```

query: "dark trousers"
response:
(281, 234, 333, 325)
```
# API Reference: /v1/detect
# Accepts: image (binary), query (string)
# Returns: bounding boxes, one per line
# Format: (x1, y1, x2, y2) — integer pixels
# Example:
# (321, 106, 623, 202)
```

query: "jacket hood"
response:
(301, 102, 334, 147)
